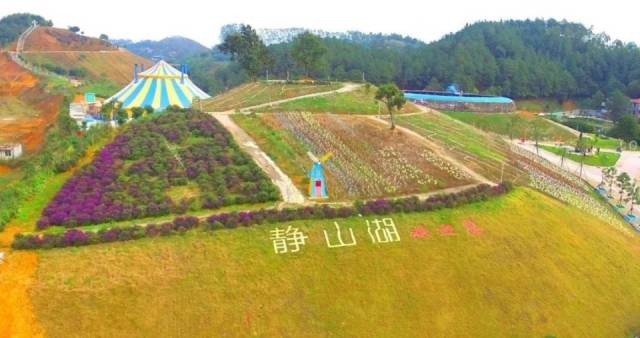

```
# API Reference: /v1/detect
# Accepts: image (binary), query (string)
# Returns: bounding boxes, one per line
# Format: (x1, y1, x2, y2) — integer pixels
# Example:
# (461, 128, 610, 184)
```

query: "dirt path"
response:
(367, 115, 495, 186)
(0, 249, 44, 337)
(237, 82, 363, 112)
(210, 112, 306, 204)
(0, 223, 44, 337)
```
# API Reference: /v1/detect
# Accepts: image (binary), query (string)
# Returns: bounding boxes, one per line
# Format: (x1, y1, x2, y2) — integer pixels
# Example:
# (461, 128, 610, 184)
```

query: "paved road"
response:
(210, 112, 306, 204)
(513, 141, 603, 186)
(616, 151, 640, 180)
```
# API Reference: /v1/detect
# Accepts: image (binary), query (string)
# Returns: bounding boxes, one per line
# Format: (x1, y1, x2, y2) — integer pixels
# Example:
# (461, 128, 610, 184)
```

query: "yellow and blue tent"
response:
(106, 60, 210, 111)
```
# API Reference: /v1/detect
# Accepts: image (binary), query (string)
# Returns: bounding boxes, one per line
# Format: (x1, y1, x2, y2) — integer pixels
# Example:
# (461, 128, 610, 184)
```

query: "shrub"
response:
(15, 183, 512, 250)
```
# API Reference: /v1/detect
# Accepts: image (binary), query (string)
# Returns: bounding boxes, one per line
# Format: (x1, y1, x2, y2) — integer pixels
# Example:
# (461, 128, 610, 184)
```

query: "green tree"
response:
(626, 80, 640, 99)
(630, 183, 640, 214)
(375, 84, 406, 129)
(507, 114, 523, 141)
(68, 26, 80, 33)
(590, 91, 606, 109)
(291, 32, 327, 77)
(530, 119, 546, 154)
(115, 109, 128, 125)
(131, 107, 144, 120)
(609, 90, 630, 121)
(144, 105, 154, 115)
(99, 33, 109, 41)
(616, 172, 631, 203)
(609, 114, 639, 143)
(219, 24, 271, 79)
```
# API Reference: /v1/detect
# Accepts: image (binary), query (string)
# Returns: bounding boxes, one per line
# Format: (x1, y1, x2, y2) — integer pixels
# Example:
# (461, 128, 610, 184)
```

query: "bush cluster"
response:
(37, 112, 279, 229)
(205, 183, 511, 229)
(14, 183, 511, 250)
(13, 216, 200, 250)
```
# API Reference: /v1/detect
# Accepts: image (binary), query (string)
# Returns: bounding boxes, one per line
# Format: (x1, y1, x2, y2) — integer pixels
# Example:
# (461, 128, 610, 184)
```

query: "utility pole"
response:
(266, 69, 269, 82)
(286, 70, 290, 82)
(362, 71, 365, 82)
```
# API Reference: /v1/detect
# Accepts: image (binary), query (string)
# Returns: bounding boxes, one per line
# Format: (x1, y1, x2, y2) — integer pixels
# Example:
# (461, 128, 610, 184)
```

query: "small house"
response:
(0, 143, 23, 160)
(632, 98, 640, 118)
(69, 92, 104, 127)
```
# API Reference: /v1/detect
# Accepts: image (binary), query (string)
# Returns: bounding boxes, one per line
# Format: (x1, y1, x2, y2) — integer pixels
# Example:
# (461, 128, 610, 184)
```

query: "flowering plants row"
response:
(13, 216, 200, 250)
(37, 112, 280, 229)
(14, 183, 511, 250)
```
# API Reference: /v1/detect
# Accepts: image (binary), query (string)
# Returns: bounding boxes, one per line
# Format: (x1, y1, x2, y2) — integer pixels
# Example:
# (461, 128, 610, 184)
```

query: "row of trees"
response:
(219, 24, 327, 79)
(197, 19, 640, 105)
(602, 167, 640, 215)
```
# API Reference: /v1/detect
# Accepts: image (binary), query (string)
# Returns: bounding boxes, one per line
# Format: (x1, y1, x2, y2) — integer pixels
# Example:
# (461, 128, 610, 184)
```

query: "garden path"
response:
(367, 115, 495, 186)
(513, 140, 602, 186)
(210, 112, 306, 205)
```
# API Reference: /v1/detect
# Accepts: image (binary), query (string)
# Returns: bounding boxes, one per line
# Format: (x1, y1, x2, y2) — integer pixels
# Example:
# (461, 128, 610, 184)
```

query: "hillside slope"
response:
(20, 27, 151, 86)
(202, 81, 343, 111)
(112, 36, 209, 61)
(29, 188, 640, 337)
(0, 52, 63, 151)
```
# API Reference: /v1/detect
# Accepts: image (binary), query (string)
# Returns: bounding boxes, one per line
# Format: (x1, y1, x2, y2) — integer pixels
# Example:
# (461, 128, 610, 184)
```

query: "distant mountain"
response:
(219, 24, 423, 47)
(112, 36, 209, 62)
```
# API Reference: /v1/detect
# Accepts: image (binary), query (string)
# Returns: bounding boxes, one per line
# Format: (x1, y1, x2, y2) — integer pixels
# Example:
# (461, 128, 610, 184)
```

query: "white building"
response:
(0, 143, 23, 160)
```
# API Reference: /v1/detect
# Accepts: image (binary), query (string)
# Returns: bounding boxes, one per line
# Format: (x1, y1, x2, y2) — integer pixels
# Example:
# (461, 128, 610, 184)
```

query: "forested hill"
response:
(406, 20, 640, 99)
(112, 36, 209, 62)
(0, 13, 53, 47)
(192, 20, 640, 101)
(228, 20, 640, 101)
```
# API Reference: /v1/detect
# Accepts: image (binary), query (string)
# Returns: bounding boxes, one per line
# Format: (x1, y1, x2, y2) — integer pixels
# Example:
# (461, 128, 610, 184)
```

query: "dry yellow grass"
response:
(27, 188, 640, 337)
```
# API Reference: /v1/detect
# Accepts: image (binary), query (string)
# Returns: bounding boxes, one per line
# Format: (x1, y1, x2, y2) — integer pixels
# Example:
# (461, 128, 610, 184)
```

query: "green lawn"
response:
(30, 188, 640, 337)
(539, 145, 621, 167)
(586, 135, 622, 150)
(233, 113, 310, 192)
(203, 81, 343, 111)
(445, 111, 577, 142)
(256, 86, 420, 114)
(396, 113, 526, 184)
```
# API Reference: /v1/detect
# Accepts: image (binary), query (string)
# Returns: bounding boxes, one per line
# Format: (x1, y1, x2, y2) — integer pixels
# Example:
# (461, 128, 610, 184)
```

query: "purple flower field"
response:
(37, 112, 280, 229)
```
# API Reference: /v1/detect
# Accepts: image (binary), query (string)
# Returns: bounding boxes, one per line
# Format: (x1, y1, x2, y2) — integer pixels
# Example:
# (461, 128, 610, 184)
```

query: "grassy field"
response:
(445, 111, 577, 142)
(234, 112, 473, 200)
(568, 117, 614, 132)
(396, 112, 525, 183)
(515, 98, 568, 112)
(29, 188, 640, 337)
(539, 145, 621, 167)
(255, 86, 421, 114)
(202, 82, 343, 111)
(589, 136, 622, 149)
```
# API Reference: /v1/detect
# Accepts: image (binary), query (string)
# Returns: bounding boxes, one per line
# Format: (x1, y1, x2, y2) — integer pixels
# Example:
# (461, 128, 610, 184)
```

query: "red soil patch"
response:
(23, 27, 116, 52)
(0, 165, 11, 174)
(0, 53, 62, 151)
(0, 53, 38, 96)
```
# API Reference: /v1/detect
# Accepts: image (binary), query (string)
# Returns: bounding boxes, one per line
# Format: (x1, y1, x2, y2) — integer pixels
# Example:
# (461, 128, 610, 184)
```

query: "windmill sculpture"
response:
(308, 151, 332, 199)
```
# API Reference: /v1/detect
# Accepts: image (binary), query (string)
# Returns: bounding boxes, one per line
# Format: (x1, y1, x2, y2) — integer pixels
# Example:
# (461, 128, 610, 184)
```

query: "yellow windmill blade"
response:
(319, 152, 333, 163)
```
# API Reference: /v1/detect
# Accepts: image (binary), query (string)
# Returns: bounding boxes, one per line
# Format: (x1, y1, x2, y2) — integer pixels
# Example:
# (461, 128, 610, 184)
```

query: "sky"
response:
(1, 0, 639, 47)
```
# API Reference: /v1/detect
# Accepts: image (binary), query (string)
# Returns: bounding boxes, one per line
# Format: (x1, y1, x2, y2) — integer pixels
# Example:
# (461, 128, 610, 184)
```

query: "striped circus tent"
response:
(106, 60, 210, 111)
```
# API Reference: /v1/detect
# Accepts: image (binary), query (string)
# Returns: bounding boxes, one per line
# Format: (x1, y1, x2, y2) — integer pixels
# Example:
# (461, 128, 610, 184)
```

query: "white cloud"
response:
(1, 0, 638, 46)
